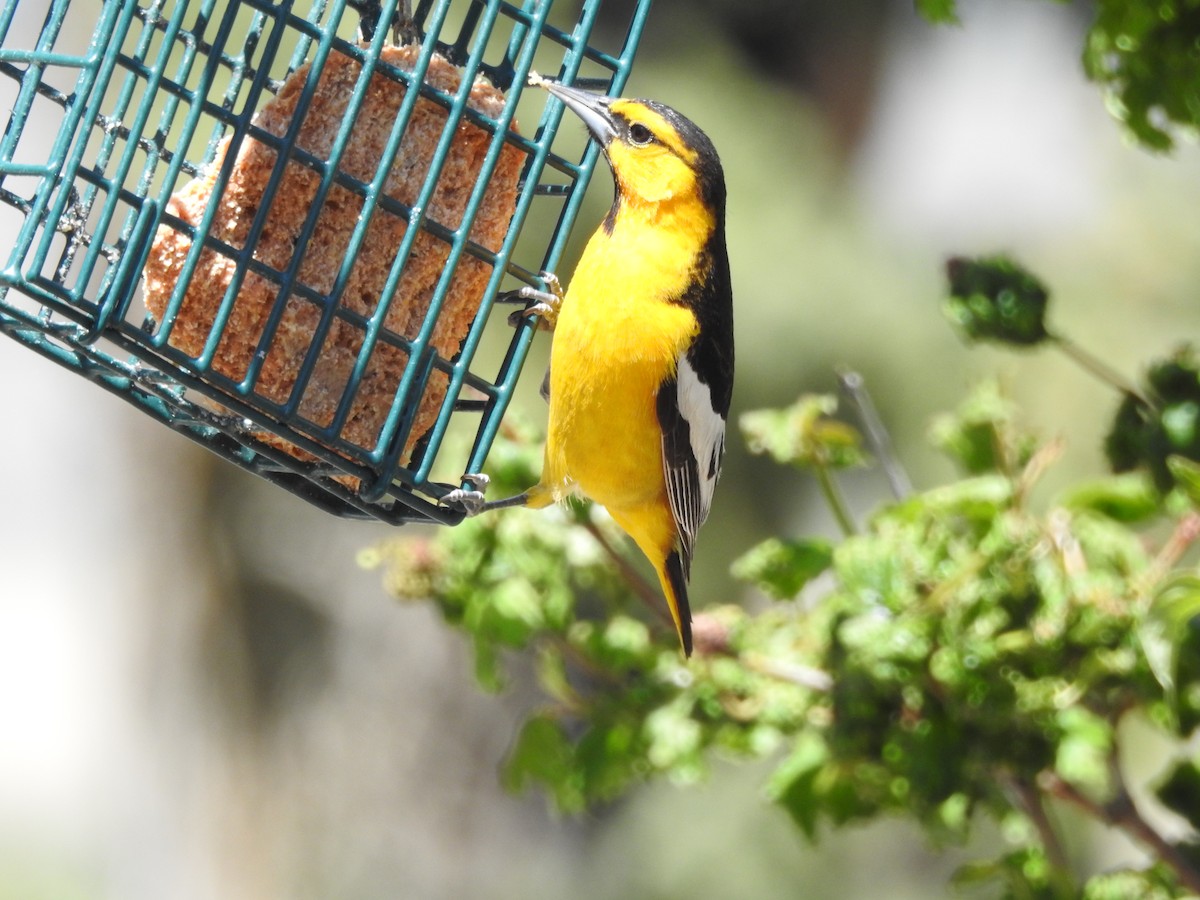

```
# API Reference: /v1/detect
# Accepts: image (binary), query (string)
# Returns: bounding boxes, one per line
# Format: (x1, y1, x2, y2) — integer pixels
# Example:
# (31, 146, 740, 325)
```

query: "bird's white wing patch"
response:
(661, 354, 727, 571)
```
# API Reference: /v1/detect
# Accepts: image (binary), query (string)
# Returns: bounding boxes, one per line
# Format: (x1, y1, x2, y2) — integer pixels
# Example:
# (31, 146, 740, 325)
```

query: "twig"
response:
(580, 516, 673, 627)
(1015, 436, 1066, 506)
(544, 635, 622, 694)
(814, 464, 858, 537)
(1041, 769, 1200, 895)
(1051, 333, 1149, 405)
(1144, 512, 1200, 592)
(999, 770, 1070, 874)
(743, 654, 833, 692)
(837, 368, 913, 500)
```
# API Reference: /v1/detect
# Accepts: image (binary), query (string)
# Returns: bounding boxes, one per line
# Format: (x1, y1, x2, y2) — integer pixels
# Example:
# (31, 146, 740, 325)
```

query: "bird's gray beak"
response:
(541, 81, 618, 146)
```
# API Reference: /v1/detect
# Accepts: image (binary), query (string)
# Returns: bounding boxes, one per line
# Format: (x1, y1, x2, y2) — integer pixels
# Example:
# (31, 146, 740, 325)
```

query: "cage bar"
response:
(0, 0, 653, 524)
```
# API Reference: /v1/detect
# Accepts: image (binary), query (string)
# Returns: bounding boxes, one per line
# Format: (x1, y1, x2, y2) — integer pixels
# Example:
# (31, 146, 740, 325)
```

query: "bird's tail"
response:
(654, 550, 693, 657)
(608, 506, 694, 656)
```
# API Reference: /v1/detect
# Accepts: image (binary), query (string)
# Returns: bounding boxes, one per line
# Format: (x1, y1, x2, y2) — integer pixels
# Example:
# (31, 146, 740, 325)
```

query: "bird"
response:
(446, 76, 734, 657)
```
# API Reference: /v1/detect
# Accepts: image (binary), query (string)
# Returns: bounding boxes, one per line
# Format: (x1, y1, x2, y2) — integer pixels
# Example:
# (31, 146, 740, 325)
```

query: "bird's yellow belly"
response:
(543, 295, 696, 512)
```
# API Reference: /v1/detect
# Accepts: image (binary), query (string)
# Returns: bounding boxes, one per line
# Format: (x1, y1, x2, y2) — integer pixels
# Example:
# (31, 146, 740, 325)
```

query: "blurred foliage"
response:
(1107, 349, 1200, 493)
(930, 0, 1200, 149)
(741, 394, 868, 471)
(946, 255, 1200, 500)
(357, 6, 1200, 899)
(914, 0, 959, 26)
(944, 256, 1051, 348)
(366, 353, 1200, 896)
(1083, 0, 1200, 150)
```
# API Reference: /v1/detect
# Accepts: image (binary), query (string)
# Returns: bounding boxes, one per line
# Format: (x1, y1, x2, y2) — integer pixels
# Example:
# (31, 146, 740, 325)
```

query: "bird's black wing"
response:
(657, 245, 734, 575)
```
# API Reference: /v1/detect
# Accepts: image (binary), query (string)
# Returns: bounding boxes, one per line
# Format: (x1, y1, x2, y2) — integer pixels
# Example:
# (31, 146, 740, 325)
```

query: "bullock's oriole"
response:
(447, 78, 734, 657)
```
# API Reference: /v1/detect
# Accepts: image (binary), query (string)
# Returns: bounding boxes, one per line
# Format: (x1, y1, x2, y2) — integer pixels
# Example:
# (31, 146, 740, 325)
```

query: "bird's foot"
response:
(498, 272, 564, 331)
(441, 473, 490, 516)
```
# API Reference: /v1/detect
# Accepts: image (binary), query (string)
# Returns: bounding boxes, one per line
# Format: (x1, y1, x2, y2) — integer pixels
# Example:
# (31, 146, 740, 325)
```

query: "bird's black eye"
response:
(628, 122, 653, 145)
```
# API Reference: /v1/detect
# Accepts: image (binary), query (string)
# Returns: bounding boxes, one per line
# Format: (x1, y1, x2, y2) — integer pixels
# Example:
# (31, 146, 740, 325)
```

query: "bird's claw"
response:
(441, 473, 490, 516)
(462, 472, 490, 490)
(540, 271, 564, 298)
(507, 301, 559, 329)
(498, 272, 564, 331)
(442, 489, 486, 516)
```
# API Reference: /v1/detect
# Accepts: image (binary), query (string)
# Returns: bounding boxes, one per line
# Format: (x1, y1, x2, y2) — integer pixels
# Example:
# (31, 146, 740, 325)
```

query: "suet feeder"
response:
(0, 0, 652, 523)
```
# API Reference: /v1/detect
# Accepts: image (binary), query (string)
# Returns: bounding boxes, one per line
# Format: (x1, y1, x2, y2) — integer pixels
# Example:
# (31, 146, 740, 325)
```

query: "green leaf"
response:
(1054, 707, 1113, 798)
(602, 615, 652, 657)
(1106, 349, 1200, 492)
(888, 473, 1012, 521)
(1106, 393, 1154, 477)
(1155, 756, 1200, 833)
(741, 395, 866, 470)
(1168, 456, 1200, 509)
(943, 256, 1051, 348)
(1083, 867, 1180, 900)
(1083, 0, 1200, 150)
(731, 537, 834, 600)
(644, 698, 703, 774)
(767, 732, 830, 840)
(490, 579, 545, 637)
(534, 645, 574, 705)
(914, 0, 959, 25)
(1175, 624, 1200, 736)
(951, 858, 1004, 891)
(576, 719, 644, 801)
(1057, 472, 1161, 522)
(502, 715, 580, 809)
(1141, 573, 1200, 703)
(473, 639, 504, 693)
(933, 792, 971, 839)
(952, 847, 1072, 899)
(928, 379, 1037, 474)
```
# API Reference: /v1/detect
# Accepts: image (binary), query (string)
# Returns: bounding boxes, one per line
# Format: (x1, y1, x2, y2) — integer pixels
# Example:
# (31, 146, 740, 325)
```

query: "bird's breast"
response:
(541, 219, 703, 509)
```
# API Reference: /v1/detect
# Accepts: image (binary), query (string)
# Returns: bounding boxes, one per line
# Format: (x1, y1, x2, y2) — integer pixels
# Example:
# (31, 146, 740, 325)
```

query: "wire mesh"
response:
(0, 0, 651, 524)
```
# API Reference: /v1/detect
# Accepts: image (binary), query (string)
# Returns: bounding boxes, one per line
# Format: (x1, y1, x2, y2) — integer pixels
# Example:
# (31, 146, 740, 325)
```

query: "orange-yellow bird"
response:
(447, 78, 734, 656)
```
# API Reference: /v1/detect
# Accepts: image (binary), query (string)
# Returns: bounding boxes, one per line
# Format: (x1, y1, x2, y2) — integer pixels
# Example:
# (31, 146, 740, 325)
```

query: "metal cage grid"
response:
(0, 0, 651, 524)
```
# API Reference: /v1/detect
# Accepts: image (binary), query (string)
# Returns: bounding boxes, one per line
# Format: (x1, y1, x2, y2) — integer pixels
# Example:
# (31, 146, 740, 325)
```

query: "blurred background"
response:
(3, 0, 1199, 897)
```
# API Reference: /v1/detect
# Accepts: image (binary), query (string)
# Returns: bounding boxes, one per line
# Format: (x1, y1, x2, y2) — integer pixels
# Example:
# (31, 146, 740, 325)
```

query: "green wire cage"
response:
(0, 0, 652, 524)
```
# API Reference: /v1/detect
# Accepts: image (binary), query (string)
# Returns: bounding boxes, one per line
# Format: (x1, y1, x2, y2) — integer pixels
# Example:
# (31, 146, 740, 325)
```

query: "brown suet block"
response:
(142, 44, 523, 467)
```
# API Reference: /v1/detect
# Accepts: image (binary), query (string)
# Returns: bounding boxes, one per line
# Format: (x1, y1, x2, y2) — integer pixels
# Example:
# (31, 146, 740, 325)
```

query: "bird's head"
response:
(540, 81, 725, 215)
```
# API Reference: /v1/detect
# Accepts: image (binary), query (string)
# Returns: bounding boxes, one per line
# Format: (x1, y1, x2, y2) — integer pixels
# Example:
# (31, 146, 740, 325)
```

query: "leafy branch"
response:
(356, 2, 1200, 894)
(364, 265, 1200, 894)
(920, 0, 1200, 151)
